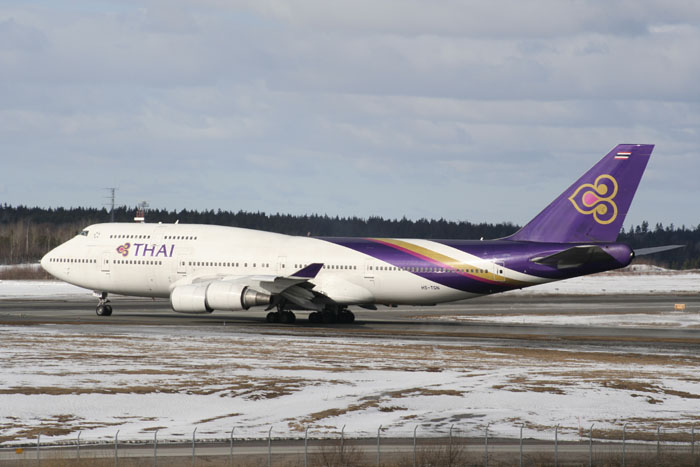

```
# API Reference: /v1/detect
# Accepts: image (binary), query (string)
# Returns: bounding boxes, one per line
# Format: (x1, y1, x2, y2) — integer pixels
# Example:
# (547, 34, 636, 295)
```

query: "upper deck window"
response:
(79, 230, 89, 237)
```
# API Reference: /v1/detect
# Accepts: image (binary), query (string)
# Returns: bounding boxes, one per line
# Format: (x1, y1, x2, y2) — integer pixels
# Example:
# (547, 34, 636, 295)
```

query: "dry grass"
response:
(0, 419, 125, 445)
(286, 387, 466, 431)
(0, 385, 179, 396)
(195, 413, 241, 424)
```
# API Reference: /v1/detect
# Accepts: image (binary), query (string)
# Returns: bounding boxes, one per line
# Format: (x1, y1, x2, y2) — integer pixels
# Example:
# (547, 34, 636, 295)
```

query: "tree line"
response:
(1, 204, 698, 269)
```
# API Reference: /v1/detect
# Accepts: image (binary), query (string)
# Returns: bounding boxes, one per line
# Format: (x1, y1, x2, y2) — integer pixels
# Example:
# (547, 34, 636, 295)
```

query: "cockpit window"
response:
(79, 230, 89, 237)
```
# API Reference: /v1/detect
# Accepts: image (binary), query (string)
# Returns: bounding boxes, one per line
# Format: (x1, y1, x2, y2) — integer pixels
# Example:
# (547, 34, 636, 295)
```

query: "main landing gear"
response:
(308, 307, 355, 324)
(266, 307, 296, 324)
(264, 301, 355, 325)
(95, 292, 113, 316)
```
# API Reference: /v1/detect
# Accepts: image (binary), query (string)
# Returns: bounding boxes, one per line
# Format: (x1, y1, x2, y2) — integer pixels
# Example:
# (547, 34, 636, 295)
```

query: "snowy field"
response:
(1, 324, 699, 445)
(502, 270, 700, 296)
(1, 265, 699, 446)
(0, 280, 94, 299)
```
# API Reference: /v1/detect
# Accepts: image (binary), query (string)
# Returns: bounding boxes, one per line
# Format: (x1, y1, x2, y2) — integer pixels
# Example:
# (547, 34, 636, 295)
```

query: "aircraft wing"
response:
(256, 263, 323, 293)
(220, 263, 328, 311)
(255, 263, 329, 310)
(171, 263, 332, 313)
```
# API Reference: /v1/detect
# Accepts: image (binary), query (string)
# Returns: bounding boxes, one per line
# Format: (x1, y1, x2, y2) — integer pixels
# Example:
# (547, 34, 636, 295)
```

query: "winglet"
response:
(291, 263, 324, 279)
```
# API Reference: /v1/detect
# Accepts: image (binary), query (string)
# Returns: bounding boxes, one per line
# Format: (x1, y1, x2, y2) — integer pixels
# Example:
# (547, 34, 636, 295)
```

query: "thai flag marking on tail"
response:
(615, 152, 631, 160)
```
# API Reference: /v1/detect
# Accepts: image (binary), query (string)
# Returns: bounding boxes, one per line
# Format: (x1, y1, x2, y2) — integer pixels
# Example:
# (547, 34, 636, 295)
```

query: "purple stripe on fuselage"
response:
(318, 237, 514, 294)
(369, 238, 503, 285)
(317, 237, 633, 295)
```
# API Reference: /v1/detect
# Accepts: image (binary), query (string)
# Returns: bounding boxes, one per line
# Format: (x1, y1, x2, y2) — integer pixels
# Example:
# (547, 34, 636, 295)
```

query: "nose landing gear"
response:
(95, 292, 113, 316)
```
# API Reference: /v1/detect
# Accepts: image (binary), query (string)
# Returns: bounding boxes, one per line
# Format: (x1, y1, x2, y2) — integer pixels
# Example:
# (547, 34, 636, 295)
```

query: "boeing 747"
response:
(41, 144, 677, 323)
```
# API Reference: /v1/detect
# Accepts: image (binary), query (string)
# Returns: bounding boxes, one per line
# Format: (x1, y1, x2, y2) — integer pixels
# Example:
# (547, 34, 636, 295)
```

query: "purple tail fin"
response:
(507, 144, 653, 243)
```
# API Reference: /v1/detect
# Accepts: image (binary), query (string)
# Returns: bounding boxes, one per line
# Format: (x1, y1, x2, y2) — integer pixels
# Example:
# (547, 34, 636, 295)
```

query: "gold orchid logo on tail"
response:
(568, 174, 618, 224)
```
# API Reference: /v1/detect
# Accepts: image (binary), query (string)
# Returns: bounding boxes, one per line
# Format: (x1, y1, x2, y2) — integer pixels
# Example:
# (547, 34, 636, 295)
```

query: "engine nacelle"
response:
(170, 281, 272, 314)
(205, 280, 272, 311)
(170, 283, 212, 314)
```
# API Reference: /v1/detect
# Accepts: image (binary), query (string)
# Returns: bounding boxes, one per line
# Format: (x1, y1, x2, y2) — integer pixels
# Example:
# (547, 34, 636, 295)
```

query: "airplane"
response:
(41, 144, 680, 324)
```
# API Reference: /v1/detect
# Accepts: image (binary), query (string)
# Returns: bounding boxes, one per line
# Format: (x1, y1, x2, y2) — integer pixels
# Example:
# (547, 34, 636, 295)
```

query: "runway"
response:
(1, 293, 699, 346)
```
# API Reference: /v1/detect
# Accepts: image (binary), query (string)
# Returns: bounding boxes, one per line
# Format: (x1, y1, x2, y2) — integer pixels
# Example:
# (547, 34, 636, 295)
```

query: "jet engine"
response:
(170, 281, 272, 313)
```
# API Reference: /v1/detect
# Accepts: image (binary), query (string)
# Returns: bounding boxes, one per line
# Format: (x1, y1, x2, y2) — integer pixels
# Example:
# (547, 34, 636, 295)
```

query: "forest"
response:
(1, 204, 698, 269)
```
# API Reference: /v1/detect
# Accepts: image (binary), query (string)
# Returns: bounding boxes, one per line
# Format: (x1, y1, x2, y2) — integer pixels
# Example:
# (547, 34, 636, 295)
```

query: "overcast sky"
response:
(1, 1, 699, 228)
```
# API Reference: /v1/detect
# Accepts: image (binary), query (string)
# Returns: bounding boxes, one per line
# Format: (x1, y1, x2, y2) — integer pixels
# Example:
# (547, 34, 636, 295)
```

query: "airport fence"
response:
(2, 423, 698, 466)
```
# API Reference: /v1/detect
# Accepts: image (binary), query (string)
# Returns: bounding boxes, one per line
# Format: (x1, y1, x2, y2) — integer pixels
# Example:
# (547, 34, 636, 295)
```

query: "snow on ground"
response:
(0, 263, 42, 270)
(505, 273, 700, 296)
(0, 280, 93, 299)
(1, 325, 699, 445)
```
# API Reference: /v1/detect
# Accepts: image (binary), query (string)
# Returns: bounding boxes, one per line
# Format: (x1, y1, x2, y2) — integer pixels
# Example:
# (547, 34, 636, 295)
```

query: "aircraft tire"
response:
(95, 305, 104, 316)
(103, 305, 113, 316)
(321, 311, 335, 324)
(308, 312, 321, 323)
(280, 311, 296, 324)
(337, 310, 355, 324)
(266, 312, 278, 323)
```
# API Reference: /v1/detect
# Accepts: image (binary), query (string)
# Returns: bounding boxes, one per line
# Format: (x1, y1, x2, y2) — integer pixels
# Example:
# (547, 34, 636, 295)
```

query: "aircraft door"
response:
(492, 261, 505, 282)
(176, 258, 187, 275)
(364, 260, 374, 279)
(101, 253, 111, 273)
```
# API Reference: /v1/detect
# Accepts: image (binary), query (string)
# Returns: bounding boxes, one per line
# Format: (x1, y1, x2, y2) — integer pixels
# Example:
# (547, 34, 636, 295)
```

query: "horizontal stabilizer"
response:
(531, 245, 615, 269)
(634, 245, 685, 256)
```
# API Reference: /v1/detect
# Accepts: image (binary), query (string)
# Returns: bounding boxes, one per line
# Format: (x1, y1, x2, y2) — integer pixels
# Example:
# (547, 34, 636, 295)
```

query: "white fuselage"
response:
(41, 223, 546, 307)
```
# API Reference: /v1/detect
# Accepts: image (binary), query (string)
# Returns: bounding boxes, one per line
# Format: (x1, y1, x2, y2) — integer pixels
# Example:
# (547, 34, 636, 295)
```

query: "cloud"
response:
(0, 1, 698, 226)
(222, 0, 700, 39)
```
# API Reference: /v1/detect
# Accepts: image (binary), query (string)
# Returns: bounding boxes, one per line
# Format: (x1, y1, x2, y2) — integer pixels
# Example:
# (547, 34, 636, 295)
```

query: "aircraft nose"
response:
(40, 250, 54, 275)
